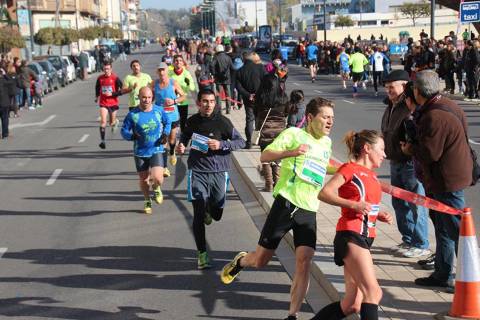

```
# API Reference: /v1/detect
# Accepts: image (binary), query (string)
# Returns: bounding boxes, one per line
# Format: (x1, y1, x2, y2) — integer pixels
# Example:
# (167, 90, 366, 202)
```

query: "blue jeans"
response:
(21, 87, 31, 107)
(431, 190, 464, 282)
(390, 161, 429, 249)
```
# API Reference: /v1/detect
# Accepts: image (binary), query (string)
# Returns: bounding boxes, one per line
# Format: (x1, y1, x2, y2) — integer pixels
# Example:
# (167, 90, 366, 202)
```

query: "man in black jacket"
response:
(211, 45, 233, 114)
(463, 40, 479, 100)
(0, 70, 16, 139)
(236, 52, 265, 149)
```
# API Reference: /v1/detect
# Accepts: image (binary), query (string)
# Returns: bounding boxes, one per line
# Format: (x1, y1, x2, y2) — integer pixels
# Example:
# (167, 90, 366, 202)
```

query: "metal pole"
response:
(255, 0, 258, 37)
(323, 0, 326, 41)
(27, 0, 35, 59)
(430, 0, 435, 40)
(279, 0, 282, 38)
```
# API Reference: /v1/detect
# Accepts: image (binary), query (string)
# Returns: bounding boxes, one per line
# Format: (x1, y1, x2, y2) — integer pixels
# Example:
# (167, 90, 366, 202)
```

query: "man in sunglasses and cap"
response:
(381, 70, 431, 260)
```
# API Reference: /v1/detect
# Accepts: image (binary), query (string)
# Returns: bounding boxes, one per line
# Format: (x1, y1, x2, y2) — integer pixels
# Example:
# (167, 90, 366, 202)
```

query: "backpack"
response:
(196, 64, 213, 90)
(214, 58, 229, 81)
(232, 57, 244, 71)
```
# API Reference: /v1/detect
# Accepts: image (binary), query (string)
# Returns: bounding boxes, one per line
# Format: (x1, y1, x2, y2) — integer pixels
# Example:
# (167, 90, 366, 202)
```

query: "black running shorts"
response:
(100, 105, 119, 112)
(134, 153, 164, 172)
(333, 231, 374, 266)
(307, 59, 317, 67)
(352, 72, 363, 83)
(258, 195, 317, 250)
(171, 121, 180, 129)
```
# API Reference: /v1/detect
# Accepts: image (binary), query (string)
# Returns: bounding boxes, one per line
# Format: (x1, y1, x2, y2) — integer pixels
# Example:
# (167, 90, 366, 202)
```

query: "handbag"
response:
(429, 104, 480, 186)
(252, 108, 272, 145)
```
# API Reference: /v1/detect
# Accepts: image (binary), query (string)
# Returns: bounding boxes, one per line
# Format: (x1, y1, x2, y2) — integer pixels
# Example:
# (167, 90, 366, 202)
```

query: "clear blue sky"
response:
(142, 0, 199, 10)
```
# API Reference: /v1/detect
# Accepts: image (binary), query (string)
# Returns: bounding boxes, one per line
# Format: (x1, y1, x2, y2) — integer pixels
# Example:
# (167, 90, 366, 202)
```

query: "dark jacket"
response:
(413, 95, 473, 193)
(18, 66, 37, 89)
(256, 103, 288, 148)
(463, 47, 479, 71)
(235, 60, 265, 99)
(287, 102, 306, 128)
(180, 111, 246, 172)
(438, 49, 456, 77)
(254, 73, 288, 117)
(211, 51, 233, 85)
(381, 94, 411, 163)
(0, 75, 16, 109)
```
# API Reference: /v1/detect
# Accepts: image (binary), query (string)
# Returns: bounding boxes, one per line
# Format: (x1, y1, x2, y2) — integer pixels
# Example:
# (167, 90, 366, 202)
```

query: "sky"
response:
(142, 0, 199, 10)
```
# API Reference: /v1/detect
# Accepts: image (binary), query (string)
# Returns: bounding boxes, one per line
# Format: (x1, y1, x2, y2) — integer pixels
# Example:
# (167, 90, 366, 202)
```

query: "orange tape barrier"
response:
(329, 158, 462, 215)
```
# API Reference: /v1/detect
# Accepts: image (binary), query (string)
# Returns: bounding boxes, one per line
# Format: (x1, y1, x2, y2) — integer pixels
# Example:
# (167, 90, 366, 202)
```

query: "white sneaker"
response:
(391, 242, 410, 253)
(403, 247, 432, 258)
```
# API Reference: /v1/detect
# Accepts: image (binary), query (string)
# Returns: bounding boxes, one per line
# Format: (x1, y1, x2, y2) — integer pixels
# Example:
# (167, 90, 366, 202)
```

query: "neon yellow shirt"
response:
(123, 73, 153, 107)
(348, 52, 369, 73)
(168, 68, 196, 106)
(265, 127, 332, 212)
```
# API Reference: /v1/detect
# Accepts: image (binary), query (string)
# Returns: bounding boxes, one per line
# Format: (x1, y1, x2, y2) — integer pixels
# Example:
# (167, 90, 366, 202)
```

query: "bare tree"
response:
(399, 1, 430, 26)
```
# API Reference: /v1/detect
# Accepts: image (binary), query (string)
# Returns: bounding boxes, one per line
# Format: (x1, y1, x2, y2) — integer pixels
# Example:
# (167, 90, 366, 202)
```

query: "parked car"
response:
(47, 55, 68, 87)
(27, 61, 49, 95)
(38, 60, 60, 92)
(84, 51, 97, 73)
(62, 56, 76, 82)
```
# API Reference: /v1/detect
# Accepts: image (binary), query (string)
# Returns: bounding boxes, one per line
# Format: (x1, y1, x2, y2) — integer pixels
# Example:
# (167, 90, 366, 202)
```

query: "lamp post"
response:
(255, 0, 258, 37)
(26, 0, 35, 59)
(279, 0, 282, 38)
(323, 0, 326, 42)
(430, 0, 435, 40)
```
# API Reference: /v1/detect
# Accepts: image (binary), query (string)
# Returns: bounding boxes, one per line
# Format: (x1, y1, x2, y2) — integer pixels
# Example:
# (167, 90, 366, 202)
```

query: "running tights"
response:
(99, 127, 106, 141)
(310, 301, 345, 320)
(192, 199, 224, 252)
(360, 303, 378, 320)
(169, 143, 176, 155)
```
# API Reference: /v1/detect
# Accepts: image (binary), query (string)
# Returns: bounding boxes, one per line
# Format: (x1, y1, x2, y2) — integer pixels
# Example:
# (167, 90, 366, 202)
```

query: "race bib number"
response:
(191, 133, 209, 153)
(102, 86, 113, 94)
(298, 158, 327, 187)
(163, 105, 175, 113)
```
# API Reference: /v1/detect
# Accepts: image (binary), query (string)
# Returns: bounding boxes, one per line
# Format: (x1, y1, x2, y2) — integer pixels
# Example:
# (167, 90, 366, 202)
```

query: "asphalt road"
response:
(282, 60, 480, 232)
(0, 46, 317, 320)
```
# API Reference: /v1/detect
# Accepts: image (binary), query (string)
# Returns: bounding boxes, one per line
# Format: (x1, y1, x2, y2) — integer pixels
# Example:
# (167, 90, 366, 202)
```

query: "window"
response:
(381, 20, 389, 25)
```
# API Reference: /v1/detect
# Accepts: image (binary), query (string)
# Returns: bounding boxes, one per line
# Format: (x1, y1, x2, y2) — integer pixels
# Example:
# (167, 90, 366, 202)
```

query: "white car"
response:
(61, 56, 76, 82)
(84, 51, 97, 74)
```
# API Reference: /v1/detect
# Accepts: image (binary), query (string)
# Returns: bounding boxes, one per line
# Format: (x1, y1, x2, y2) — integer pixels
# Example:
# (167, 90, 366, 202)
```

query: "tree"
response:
(0, 26, 25, 53)
(79, 27, 100, 40)
(335, 15, 354, 28)
(399, 1, 430, 26)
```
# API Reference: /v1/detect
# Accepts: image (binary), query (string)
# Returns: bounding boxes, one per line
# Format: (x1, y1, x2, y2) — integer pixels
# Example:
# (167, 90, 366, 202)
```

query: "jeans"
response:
(390, 161, 429, 249)
(0, 107, 9, 138)
(215, 83, 230, 113)
(244, 100, 255, 144)
(466, 71, 477, 98)
(431, 190, 464, 282)
(21, 87, 31, 107)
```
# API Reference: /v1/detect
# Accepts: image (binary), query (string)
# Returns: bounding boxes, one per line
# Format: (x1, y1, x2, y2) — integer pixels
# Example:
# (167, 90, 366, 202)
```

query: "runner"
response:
(153, 62, 186, 177)
(122, 60, 153, 111)
(175, 88, 245, 269)
(310, 130, 392, 320)
(221, 97, 336, 320)
(121, 87, 171, 214)
(168, 55, 197, 132)
(348, 47, 369, 98)
(306, 41, 318, 83)
(338, 47, 350, 89)
(95, 62, 123, 149)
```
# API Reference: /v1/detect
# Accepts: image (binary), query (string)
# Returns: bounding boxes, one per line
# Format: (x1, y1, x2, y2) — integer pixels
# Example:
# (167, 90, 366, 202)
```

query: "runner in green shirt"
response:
(221, 97, 336, 320)
(349, 47, 369, 98)
(122, 60, 153, 110)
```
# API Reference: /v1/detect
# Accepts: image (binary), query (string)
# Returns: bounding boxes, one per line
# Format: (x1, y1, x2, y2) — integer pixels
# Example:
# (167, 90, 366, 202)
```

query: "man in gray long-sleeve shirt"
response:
(176, 88, 245, 269)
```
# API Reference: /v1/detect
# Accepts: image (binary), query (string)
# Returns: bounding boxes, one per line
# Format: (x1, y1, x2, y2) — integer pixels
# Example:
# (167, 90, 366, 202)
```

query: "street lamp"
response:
(279, 0, 282, 38)
(323, 0, 326, 42)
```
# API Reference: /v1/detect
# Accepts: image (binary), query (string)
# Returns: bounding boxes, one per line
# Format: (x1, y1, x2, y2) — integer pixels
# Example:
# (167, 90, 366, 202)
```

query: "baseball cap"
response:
(157, 62, 168, 69)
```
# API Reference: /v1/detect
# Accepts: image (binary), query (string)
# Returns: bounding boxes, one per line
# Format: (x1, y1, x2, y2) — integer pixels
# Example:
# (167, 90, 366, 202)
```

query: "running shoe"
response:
(418, 253, 435, 270)
(99, 141, 106, 149)
(204, 212, 212, 225)
(28, 106, 35, 110)
(163, 168, 171, 177)
(153, 186, 163, 204)
(221, 251, 247, 284)
(144, 199, 152, 214)
(197, 251, 212, 270)
(390, 242, 410, 253)
(111, 119, 119, 132)
(284, 316, 298, 320)
(36, 104, 43, 108)
(169, 154, 177, 166)
(403, 247, 431, 258)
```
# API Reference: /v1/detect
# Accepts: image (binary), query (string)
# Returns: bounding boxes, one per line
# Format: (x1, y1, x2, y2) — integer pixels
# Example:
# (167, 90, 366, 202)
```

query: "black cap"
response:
(384, 70, 410, 83)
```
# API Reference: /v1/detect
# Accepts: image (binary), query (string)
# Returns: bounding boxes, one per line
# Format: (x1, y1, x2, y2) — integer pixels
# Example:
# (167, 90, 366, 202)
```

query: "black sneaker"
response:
(99, 142, 106, 149)
(244, 142, 252, 149)
(418, 253, 435, 270)
(415, 276, 449, 287)
(284, 316, 297, 320)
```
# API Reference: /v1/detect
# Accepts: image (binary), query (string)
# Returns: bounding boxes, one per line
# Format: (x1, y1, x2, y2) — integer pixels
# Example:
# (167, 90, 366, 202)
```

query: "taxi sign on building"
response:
(460, 1, 480, 23)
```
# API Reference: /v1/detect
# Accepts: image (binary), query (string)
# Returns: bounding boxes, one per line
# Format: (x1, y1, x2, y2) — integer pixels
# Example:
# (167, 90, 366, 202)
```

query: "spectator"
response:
(6, 63, 20, 118)
(18, 60, 36, 108)
(0, 66, 16, 139)
(79, 51, 89, 80)
(382, 70, 430, 259)
(401, 70, 473, 291)
(463, 40, 479, 101)
(210, 44, 233, 114)
(287, 89, 306, 128)
(438, 43, 456, 94)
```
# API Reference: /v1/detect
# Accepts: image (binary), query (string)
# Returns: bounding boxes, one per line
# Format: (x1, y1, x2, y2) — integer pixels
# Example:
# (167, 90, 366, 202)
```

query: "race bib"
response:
(163, 105, 175, 113)
(191, 133, 209, 153)
(298, 158, 327, 187)
(102, 86, 113, 94)
(367, 204, 380, 228)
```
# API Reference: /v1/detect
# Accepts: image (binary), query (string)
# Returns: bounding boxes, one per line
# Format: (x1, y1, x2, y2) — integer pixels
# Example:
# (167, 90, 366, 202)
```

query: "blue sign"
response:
(460, 2, 480, 23)
(389, 44, 408, 55)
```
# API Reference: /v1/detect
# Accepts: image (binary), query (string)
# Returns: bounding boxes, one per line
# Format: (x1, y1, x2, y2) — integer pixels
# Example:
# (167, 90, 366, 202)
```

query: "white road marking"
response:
(10, 115, 56, 129)
(293, 82, 300, 86)
(469, 139, 480, 145)
(78, 134, 89, 143)
(0, 248, 7, 258)
(46, 169, 63, 186)
(314, 90, 323, 94)
(342, 99, 355, 104)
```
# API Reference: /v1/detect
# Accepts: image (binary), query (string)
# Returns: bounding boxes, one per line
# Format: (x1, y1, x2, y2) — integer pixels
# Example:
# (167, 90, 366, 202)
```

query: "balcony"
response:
(129, 14, 137, 22)
(29, 0, 76, 12)
(79, 0, 100, 16)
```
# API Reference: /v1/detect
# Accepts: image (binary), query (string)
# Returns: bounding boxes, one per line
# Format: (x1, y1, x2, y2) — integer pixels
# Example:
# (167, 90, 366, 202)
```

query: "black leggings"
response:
(178, 104, 188, 132)
(373, 71, 383, 92)
(193, 200, 224, 252)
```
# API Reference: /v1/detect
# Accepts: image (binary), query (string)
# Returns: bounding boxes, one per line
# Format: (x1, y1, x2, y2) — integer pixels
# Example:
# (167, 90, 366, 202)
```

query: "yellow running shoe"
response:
(221, 251, 247, 284)
(153, 186, 163, 204)
(163, 168, 171, 177)
(169, 154, 177, 166)
(144, 199, 152, 214)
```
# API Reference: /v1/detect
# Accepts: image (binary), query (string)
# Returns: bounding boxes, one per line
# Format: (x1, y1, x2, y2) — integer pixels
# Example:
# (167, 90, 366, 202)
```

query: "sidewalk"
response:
(224, 107, 453, 320)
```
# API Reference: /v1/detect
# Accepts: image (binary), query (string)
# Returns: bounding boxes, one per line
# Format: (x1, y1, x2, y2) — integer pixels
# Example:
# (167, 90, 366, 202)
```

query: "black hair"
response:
(288, 90, 305, 115)
(197, 88, 215, 101)
(130, 59, 140, 68)
(404, 81, 417, 104)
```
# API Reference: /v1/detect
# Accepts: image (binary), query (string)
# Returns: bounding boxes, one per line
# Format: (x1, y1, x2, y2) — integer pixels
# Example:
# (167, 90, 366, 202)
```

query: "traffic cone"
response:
(449, 207, 480, 319)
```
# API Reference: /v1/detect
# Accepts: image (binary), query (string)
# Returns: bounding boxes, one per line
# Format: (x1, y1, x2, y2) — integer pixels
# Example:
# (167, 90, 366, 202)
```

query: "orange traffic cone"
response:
(449, 207, 480, 319)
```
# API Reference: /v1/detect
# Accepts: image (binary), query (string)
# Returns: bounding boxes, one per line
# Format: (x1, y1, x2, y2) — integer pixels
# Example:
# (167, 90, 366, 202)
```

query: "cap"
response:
(215, 44, 224, 52)
(384, 70, 410, 83)
(157, 62, 168, 69)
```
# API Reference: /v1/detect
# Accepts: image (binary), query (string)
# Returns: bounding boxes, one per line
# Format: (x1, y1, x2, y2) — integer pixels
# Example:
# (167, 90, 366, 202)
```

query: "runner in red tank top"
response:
(311, 130, 392, 320)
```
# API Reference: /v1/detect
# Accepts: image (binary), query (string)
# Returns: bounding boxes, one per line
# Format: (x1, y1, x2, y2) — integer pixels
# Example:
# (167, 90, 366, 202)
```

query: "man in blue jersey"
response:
(337, 47, 350, 89)
(305, 41, 318, 82)
(121, 86, 172, 214)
